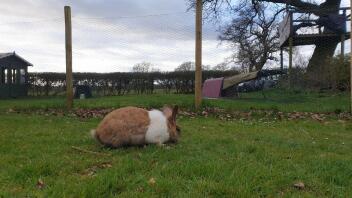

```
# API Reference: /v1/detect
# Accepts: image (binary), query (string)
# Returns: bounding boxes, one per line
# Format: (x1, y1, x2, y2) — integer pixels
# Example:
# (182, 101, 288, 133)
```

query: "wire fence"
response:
(0, 11, 231, 73)
(0, 3, 351, 112)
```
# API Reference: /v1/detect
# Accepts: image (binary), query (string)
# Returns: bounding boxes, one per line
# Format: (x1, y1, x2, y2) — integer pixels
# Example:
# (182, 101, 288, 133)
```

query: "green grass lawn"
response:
(0, 91, 351, 197)
(0, 113, 351, 197)
(0, 89, 349, 113)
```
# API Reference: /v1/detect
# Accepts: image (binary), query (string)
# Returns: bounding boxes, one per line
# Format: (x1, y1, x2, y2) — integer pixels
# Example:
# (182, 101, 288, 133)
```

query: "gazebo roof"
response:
(0, 52, 33, 67)
(0, 53, 13, 59)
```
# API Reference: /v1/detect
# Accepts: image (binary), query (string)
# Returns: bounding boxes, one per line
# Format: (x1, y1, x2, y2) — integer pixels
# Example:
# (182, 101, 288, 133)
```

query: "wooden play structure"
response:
(278, 6, 352, 112)
(278, 7, 351, 71)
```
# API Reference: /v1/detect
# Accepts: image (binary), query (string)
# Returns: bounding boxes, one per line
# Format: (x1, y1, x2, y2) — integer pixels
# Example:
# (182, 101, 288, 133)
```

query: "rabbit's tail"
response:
(90, 129, 100, 143)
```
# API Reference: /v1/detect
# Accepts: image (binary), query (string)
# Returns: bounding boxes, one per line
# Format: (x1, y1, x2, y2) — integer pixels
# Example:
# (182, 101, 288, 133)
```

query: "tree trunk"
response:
(307, 0, 341, 74)
(307, 40, 339, 72)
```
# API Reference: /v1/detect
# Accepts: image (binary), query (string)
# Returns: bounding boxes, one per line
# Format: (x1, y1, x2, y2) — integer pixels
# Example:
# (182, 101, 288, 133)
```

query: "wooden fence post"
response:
(65, 6, 73, 109)
(195, 0, 202, 109)
(288, 37, 293, 88)
(350, 4, 352, 113)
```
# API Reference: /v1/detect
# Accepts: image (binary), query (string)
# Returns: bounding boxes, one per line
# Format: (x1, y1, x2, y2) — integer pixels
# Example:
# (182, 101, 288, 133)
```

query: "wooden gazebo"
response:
(0, 52, 33, 98)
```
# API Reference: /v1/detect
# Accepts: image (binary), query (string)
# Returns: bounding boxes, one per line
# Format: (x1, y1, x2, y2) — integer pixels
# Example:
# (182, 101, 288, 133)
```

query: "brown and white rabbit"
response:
(91, 106, 180, 148)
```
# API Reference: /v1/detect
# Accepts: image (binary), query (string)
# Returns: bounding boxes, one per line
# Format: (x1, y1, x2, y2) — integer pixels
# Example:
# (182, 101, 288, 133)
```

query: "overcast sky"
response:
(0, 0, 233, 73)
(0, 0, 350, 73)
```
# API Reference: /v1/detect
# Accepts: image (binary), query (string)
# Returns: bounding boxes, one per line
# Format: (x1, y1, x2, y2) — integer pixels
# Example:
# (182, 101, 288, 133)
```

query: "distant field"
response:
(0, 89, 349, 112)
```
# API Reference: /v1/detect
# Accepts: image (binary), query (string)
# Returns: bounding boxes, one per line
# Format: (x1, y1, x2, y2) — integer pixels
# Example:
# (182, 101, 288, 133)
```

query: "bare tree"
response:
(132, 62, 153, 73)
(203, 64, 212, 70)
(175, 61, 211, 71)
(150, 67, 161, 72)
(219, 3, 280, 71)
(212, 62, 230, 71)
(175, 62, 195, 71)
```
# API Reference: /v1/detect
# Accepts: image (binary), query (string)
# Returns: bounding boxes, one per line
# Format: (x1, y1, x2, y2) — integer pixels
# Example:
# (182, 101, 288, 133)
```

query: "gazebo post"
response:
(0, 68, 3, 84)
(24, 67, 28, 96)
(12, 69, 15, 84)
(7, 69, 12, 84)
(16, 68, 21, 84)
(25, 67, 28, 84)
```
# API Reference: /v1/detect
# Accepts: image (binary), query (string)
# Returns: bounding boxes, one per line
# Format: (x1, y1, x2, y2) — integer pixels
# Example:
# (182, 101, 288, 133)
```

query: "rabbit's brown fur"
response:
(92, 106, 180, 148)
(95, 107, 150, 147)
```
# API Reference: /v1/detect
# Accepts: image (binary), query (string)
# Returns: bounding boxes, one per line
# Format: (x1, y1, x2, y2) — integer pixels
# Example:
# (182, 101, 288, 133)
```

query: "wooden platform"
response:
(280, 32, 350, 47)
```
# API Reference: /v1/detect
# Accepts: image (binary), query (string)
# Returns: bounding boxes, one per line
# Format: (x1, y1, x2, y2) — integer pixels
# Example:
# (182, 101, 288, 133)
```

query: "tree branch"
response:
(257, 0, 319, 11)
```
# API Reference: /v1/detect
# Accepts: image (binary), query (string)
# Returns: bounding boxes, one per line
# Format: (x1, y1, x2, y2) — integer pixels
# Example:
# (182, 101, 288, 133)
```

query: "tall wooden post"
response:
(65, 6, 73, 109)
(288, 37, 293, 88)
(350, 5, 352, 113)
(195, 0, 202, 109)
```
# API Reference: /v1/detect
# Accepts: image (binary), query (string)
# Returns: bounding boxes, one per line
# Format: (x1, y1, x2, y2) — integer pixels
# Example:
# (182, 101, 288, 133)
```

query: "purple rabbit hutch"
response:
(202, 70, 284, 99)
(202, 77, 223, 98)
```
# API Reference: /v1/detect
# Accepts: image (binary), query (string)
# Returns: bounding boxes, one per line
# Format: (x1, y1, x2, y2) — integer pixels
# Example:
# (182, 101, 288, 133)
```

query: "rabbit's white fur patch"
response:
(145, 110, 169, 144)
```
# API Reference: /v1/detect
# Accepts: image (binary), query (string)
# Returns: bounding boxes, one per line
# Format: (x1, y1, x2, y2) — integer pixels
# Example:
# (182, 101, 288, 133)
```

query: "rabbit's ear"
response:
(162, 106, 173, 119)
(171, 105, 178, 121)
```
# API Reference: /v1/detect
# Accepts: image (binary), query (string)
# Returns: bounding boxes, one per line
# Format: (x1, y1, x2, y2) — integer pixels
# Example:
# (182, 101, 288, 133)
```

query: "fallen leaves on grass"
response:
(136, 186, 145, 192)
(148, 178, 156, 186)
(36, 178, 45, 189)
(293, 182, 305, 190)
(7, 108, 15, 113)
(311, 114, 325, 122)
(74, 108, 114, 119)
(201, 111, 208, 117)
(81, 162, 113, 177)
(7, 107, 352, 122)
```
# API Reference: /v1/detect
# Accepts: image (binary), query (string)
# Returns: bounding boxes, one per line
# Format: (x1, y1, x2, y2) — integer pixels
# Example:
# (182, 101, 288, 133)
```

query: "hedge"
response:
(28, 71, 239, 96)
